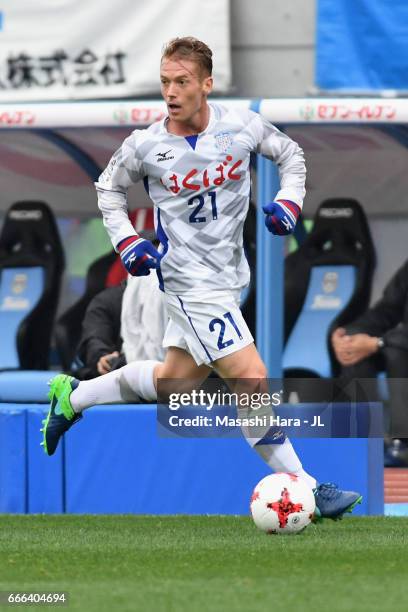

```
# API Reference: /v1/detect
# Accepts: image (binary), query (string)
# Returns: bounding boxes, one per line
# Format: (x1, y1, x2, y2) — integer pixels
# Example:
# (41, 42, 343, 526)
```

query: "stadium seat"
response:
(54, 250, 118, 371)
(0, 201, 64, 370)
(283, 198, 376, 379)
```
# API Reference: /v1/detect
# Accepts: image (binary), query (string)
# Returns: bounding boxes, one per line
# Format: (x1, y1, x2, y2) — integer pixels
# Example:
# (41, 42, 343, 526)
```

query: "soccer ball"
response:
(250, 473, 316, 535)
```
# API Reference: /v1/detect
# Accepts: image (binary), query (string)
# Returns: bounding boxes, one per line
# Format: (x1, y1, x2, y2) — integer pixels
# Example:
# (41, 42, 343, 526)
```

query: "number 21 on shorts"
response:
(209, 311, 243, 350)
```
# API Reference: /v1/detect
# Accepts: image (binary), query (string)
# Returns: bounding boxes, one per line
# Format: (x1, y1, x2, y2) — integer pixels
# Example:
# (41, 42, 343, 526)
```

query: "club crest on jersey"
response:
(215, 131, 233, 153)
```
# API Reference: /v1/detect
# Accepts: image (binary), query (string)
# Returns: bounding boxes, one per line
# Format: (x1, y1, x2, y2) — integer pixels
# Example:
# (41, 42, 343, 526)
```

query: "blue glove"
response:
(117, 235, 160, 276)
(262, 200, 301, 235)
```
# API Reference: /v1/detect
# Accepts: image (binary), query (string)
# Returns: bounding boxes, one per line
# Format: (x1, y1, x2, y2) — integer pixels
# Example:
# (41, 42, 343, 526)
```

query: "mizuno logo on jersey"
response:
(156, 150, 174, 162)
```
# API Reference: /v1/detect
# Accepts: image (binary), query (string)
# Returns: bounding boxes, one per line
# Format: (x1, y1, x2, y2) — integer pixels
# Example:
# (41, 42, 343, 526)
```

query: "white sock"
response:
(254, 438, 317, 490)
(70, 360, 159, 413)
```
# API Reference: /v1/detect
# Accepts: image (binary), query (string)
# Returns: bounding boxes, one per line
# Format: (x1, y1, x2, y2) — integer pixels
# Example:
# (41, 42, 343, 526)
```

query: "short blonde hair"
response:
(161, 37, 213, 77)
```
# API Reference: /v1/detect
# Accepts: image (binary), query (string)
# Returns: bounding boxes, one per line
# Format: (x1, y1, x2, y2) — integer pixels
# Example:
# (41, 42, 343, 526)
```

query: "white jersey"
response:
(96, 103, 306, 297)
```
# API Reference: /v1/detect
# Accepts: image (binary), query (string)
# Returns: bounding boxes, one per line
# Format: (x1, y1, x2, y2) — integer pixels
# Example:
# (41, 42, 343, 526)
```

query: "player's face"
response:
(160, 57, 213, 128)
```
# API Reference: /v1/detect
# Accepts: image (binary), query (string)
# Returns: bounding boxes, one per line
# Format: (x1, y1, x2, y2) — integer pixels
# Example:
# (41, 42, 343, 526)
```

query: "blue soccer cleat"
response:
(41, 374, 82, 456)
(314, 483, 362, 520)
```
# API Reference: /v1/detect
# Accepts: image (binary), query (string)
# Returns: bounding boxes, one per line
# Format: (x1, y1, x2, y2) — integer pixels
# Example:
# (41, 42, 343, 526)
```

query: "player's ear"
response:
(203, 75, 213, 95)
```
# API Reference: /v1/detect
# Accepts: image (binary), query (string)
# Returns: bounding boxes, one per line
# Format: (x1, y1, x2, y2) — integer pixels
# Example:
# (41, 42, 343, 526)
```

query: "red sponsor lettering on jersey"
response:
(169, 174, 181, 194)
(203, 169, 210, 188)
(267, 487, 303, 529)
(214, 164, 226, 186)
(182, 168, 201, 191)
(162, 157, 243, 194)
(227, 159, 243, 180)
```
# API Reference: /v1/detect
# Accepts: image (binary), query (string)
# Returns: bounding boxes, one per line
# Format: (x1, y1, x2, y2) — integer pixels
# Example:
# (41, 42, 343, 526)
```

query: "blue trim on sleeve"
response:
(155, 209, 168, 292)
(185, 135, 198, 150)
(177, 296, 213, 363)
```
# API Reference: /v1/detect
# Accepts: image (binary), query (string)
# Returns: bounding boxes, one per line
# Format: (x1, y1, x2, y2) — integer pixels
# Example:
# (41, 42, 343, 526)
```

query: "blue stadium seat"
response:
(283, 198, 375, 379)
(284, 265, 356, 377)
(0, 201, 64, 370)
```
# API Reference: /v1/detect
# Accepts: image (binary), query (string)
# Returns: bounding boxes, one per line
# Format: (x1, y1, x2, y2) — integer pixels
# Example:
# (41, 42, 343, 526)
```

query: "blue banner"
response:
(317, 0, 408, 90)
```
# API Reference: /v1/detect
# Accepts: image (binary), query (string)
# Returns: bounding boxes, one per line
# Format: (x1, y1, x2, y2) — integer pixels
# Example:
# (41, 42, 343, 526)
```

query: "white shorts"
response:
(162, 291, 254, 366)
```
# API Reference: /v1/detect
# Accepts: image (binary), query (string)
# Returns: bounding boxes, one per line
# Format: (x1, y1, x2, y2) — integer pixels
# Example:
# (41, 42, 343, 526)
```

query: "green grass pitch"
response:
(0, 515, 407, 612)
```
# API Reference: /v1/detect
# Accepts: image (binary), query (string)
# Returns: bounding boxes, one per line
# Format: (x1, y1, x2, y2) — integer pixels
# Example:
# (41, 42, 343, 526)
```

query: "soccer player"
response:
(43, 37, 361, 519)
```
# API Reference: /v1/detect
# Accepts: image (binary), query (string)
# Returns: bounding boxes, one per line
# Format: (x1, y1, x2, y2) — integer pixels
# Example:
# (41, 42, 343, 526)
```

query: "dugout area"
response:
(0, 97, 407, 515)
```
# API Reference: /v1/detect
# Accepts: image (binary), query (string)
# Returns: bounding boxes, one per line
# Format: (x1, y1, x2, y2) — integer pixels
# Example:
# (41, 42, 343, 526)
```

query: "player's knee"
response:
(232, 363, 268, 380)
(231, 367, 268, 398)
(247, 365, 268, 380)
